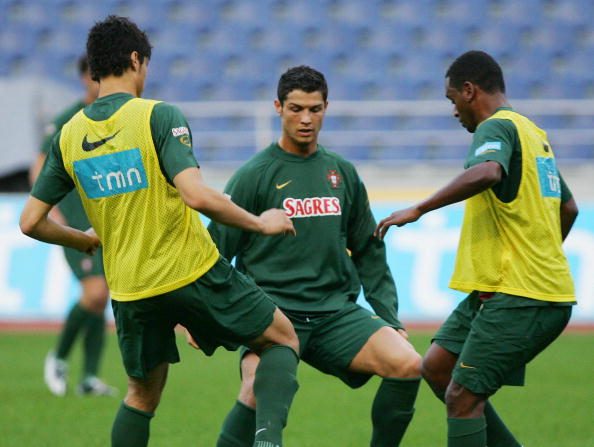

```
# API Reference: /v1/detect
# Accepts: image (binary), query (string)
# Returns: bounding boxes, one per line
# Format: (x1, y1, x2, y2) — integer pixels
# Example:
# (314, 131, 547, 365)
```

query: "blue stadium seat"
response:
(524, 20, 579, 56)
(488, 0, 545, 25)
(0, 22, 40, 59)
(1, 0, 593, 161)
(543, 0, 594, 26)
(363, 22, 418, 53)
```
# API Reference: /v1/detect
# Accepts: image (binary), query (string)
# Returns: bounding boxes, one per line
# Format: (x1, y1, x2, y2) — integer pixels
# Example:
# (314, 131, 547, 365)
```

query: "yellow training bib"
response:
(60, 98, 219, 301)
(449, 110, 574, 302)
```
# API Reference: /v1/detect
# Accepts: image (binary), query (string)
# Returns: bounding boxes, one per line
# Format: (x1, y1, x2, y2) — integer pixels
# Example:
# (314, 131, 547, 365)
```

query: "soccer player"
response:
(30, 55, 116, 397)
(206, 66, 422, 447)
(376, 50, 578, 447)
(20, 16, 300, 447)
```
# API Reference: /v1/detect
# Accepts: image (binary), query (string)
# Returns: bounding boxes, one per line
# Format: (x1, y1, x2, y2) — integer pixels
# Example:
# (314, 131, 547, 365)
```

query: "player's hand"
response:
(374, 206, 422, 240)
(259, 209, 296, 236)
(82, 227, 101, 255)
(183, 327, 200, 350)
(397, 328, 409, 340)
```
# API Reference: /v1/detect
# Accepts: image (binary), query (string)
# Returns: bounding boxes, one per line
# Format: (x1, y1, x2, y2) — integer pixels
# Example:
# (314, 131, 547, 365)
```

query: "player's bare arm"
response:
(375, 160, 502, 240)
(20, 196, 100, 255)
(173, 167, 296, 236)
(560, 196, 578, 241)
(29, 153, 47, 186)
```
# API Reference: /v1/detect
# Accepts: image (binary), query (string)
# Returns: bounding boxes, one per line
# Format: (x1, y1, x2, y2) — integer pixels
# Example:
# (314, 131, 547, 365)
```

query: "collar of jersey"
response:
(83, 93, 135, 121)
(495, 106, 513, 113)
(271, 143, 323, 162)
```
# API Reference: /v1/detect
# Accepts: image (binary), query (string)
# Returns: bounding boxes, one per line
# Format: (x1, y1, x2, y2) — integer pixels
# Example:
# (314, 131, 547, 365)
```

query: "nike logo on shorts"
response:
(459, 362, 477, 369)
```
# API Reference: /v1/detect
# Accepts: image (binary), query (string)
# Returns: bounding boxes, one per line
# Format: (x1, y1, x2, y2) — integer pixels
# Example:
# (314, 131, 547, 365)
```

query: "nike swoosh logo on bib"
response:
(82, 130, 120, 152)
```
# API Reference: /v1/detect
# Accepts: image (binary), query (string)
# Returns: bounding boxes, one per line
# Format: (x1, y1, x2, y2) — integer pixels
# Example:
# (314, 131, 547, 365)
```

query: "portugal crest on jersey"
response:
(327, 170, 342, 189)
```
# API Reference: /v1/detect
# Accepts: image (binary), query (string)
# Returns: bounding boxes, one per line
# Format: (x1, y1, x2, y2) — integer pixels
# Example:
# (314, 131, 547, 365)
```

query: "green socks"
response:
(217, 401, 256, 447)
(111, 402, 154, 447)
(83, 312, 105, 378)
(56, 303, 89, 359)
(55, 302, 106, 380)
(484, 401, 521, 447)
(435, 390, 520, 447)
(371, 377, 421, 447)
(448, 416, 486, 447)
(253, 345, 299, 447)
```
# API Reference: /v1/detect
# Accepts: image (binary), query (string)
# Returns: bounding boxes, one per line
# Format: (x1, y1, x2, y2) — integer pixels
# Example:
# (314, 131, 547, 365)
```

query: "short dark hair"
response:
(446, 50, 505, 94)
(86, 15, 152, 82)
(77, 55, 89, 75)
(277, 65, 328, 104)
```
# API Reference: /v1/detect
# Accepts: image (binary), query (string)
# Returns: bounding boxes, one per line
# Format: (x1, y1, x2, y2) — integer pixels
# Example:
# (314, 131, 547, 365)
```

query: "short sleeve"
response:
(31, 131, 75, 205)
(466, 118, 517, 174)
(150, 102, 199, 183)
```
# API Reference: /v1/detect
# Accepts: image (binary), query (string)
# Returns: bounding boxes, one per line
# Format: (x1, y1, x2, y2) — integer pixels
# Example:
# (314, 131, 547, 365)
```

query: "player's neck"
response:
(97, 75, 139, 99)
(277, 137, 318, 158)
(478, 92, 510, 122)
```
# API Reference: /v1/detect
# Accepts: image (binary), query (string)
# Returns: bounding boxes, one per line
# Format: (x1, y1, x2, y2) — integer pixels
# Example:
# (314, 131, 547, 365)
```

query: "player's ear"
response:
(274, 99, 283, 115)
(462, 81, 475, 102)
(130, 51, 140, 71)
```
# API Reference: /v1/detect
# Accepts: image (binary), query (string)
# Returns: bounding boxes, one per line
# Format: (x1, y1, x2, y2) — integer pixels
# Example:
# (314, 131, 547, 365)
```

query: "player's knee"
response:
(421, 353, 444, 386)
(284, 331, 299, 354)
(272, 320, 299, 353)
(124, 387, 162, 413)
(445, 382, 485, 418)
(80, 281, 109, 313)
(380, 350, 422, 378)
(421, 357, 435, 384)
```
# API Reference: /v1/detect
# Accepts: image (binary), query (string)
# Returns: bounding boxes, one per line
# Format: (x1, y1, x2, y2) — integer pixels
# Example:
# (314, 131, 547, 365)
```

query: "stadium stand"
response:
(0, 0, 593, 164)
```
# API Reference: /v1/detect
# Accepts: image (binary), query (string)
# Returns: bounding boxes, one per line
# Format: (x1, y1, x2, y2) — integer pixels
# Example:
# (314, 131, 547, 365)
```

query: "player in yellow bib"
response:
(376, 51, 578, 447)
(20, 16, 299, 447)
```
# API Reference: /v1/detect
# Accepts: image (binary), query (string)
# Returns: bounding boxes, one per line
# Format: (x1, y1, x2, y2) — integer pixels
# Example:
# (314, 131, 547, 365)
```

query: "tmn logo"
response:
(74, 148, 148, 199)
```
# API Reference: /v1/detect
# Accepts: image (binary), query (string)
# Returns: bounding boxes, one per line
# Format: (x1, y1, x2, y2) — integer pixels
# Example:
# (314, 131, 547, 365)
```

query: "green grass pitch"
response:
(1, 330, 592, 446)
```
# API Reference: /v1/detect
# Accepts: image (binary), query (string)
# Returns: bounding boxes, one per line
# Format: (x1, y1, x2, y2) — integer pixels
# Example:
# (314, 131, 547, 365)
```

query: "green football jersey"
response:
(208, 143, 402, 328)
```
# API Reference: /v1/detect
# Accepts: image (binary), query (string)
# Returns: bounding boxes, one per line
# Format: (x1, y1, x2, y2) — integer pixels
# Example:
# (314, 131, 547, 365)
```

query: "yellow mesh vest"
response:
(60, 98, 219, 301)
(449, 110, 574, 302)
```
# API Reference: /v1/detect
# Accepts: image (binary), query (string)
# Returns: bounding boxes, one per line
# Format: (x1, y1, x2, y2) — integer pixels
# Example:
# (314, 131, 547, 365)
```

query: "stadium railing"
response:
(175, 99, 594, 164)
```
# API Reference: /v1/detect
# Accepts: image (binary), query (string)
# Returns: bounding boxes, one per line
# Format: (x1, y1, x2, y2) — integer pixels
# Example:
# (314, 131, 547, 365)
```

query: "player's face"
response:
(275, 89, 327, 154)
(445, 77, 478, 133)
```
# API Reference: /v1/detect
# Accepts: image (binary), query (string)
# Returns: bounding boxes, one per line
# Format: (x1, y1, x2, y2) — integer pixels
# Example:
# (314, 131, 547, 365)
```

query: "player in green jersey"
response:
(204, 66, 422, 447)
(30, 55, 116, 397)
(376, 51, 578, 447)
(20, 16, 300, 447)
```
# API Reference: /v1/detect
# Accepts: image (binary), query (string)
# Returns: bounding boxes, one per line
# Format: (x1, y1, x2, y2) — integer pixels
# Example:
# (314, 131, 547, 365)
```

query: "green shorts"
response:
(111, 257, 277, 379)
(59, 193, 104, 280)
(434, 291, 572, 395)
(63, 246, 104, 279)
(242, 301, 389, 388)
